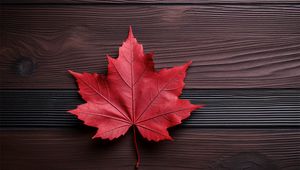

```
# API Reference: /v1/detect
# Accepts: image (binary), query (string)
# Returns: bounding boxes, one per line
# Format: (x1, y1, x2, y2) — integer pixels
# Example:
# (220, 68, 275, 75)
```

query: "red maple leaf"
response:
(68, 26, 202, 168)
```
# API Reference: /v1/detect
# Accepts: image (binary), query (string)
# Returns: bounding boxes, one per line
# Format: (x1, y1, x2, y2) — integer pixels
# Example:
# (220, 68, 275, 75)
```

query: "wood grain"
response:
(1, 89, 299, 127)
(1, 5, 300, 89)
(1, 0, 300, 4)
(1, 128, 299, 170)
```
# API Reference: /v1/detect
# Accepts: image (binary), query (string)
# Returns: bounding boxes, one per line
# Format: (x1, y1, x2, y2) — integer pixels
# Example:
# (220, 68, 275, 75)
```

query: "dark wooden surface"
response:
(1, 5, 300, 89)
(1, 128, 300, 170)
(1, 89, 299, 127)
(1, 1, 300, 170)
(1, 0, 300, 4)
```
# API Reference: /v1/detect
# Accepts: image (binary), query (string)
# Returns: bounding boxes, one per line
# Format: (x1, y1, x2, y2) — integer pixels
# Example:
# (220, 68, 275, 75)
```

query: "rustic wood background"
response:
(0, 0, 300, 170)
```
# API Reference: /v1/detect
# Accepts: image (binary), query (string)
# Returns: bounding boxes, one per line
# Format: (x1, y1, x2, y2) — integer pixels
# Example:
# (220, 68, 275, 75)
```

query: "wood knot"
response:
(15, 57, 36, 76)
(212, 152, 277, 170)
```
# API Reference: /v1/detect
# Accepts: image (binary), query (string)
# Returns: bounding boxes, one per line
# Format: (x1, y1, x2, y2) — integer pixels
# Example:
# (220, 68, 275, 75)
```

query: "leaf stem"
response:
(133, 126, 140, 168)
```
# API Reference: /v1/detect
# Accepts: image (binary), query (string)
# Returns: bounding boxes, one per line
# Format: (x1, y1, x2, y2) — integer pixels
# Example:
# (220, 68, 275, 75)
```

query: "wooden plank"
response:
(1, 89, 299, 127)
(1, 5, 300, 89)
(1, 129, 299, 169)
(1, 0, 300, 4)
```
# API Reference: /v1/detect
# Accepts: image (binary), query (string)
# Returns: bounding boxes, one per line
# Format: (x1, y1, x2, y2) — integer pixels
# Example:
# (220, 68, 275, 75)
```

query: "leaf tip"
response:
(106, 54, 112, 60)
(199, 104, 205, 108)
(68, 69, 74, 74)
(128, 25, 134, 38)
(195, 104, 205, 109)
(180, 60, 193, 71)
(68, 70, 80, 77)
(184, 60, 192, 68)
(67, 109, 74, 114)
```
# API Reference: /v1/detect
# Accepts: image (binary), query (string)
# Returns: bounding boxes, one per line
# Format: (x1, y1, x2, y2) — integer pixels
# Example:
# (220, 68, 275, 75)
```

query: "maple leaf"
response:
(68, 26, 203, 168)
